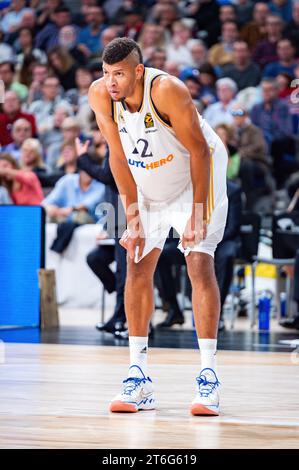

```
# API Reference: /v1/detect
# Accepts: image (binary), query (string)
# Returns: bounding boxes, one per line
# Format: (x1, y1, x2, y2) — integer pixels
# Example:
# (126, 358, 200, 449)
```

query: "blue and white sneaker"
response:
(110, 365, 155, 413)
(190, 368, 220, 416)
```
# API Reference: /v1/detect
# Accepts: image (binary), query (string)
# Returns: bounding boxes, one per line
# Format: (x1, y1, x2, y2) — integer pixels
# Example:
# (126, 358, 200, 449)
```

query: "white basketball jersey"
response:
(112, 67, 226, 216)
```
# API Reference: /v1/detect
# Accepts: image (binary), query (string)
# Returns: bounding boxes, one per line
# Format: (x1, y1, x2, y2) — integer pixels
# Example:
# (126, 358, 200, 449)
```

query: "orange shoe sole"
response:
(190, 403, 219, 416)
(110, 401, 138, 413)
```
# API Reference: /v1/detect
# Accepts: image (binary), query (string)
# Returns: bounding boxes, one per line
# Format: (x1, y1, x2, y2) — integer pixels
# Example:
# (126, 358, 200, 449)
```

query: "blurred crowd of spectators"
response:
(0, 0, 299, 216)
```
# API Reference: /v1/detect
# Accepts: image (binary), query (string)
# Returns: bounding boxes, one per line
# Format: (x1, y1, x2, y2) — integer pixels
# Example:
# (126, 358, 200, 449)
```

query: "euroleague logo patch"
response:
(144, 112, 154, 128)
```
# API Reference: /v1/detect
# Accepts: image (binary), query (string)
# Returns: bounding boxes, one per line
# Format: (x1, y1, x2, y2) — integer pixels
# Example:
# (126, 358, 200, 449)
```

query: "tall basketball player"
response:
(89, 38, 228, 416)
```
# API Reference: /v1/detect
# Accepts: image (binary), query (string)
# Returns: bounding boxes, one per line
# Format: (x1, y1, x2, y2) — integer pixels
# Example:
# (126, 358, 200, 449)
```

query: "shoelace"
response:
(122, 377, 148, 396)
(196, 374, 220, 398)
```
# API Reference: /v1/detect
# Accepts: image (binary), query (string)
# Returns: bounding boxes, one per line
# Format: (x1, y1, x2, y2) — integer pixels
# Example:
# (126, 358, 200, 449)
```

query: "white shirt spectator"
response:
(0, 42, 15, 62)
(0, 7, 34, 33)
(166, 41, 194, 68)
(203, 100, 236, 128)
(28, 97, 73, 134)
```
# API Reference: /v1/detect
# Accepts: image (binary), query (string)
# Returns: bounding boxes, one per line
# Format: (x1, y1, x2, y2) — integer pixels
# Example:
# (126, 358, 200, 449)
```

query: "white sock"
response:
(128, 336, 148, 378)
(198, 338, 217, 373)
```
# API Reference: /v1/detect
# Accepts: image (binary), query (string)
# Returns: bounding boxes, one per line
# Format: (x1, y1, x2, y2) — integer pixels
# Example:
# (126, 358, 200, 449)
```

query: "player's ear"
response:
(135, 63, 144, 80)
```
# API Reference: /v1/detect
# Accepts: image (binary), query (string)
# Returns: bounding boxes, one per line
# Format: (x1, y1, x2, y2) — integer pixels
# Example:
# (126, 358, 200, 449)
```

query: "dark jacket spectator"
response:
(48, 45, 78, 91)
(240, 2, 269, 50)
(283, 1, 299, 56)
(263, 38, 297, 78)
(35, 5, 72, 52)
(221, 40, 261, 90)
(250, 78, 293, 149)
(253, 14, 283, 68)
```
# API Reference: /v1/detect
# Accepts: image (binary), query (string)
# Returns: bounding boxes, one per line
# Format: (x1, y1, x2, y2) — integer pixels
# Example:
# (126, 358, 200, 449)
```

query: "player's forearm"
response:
(109, 154, 139, 224)
(190, 147, 210, 223)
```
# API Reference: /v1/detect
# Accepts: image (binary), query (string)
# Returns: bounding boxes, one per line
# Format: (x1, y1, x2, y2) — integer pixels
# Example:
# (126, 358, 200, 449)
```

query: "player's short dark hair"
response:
(102, 37, 143, 65)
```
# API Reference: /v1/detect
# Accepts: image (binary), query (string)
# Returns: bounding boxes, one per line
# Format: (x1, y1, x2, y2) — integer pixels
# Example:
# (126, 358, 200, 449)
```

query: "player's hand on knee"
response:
(120, 228, 145, 262)
(182, 217, 207, 249)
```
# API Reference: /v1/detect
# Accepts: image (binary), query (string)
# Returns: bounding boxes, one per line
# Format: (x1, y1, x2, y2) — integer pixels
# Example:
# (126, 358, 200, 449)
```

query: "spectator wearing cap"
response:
(2, 118, 32, 161)
(46, 117, 81, 171)
(0, 61, 28, 101)
(263, 38, 297, 78)
(203, 77, 237, 128)
(58, 25, 87, 66)
(208, 21, 239, 67)
(27, 76, 72, 134)
(283, 1, 299, 56)
(77, 5, 106, 57)
(0, 152, 43, 205)
(0, 91, 36, 146)
(221, 40, 261, 90)
(35, 5, 72, 52)
(0, 0, 33, 34)
(253, 14, 283, 68)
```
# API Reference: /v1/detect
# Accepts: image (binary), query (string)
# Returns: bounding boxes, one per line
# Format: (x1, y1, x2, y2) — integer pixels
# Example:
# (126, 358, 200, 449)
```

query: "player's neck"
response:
(123, 77, 144, 113)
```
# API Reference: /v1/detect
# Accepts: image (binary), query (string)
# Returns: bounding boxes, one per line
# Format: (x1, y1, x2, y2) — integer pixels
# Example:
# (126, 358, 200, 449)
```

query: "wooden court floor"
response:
(0, 343, 298, 449)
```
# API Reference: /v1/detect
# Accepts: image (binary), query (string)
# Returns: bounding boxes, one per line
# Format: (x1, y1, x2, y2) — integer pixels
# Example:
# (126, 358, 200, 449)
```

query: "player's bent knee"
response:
(187, 252, 215, 282)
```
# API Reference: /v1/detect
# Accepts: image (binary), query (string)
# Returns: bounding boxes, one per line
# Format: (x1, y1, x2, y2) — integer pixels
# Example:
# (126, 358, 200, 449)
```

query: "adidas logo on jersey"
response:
(119, 127, 127, 133)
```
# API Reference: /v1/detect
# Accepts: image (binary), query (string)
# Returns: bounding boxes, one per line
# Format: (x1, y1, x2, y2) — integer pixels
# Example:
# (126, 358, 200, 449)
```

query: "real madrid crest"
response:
(144, 112, 154, 128)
